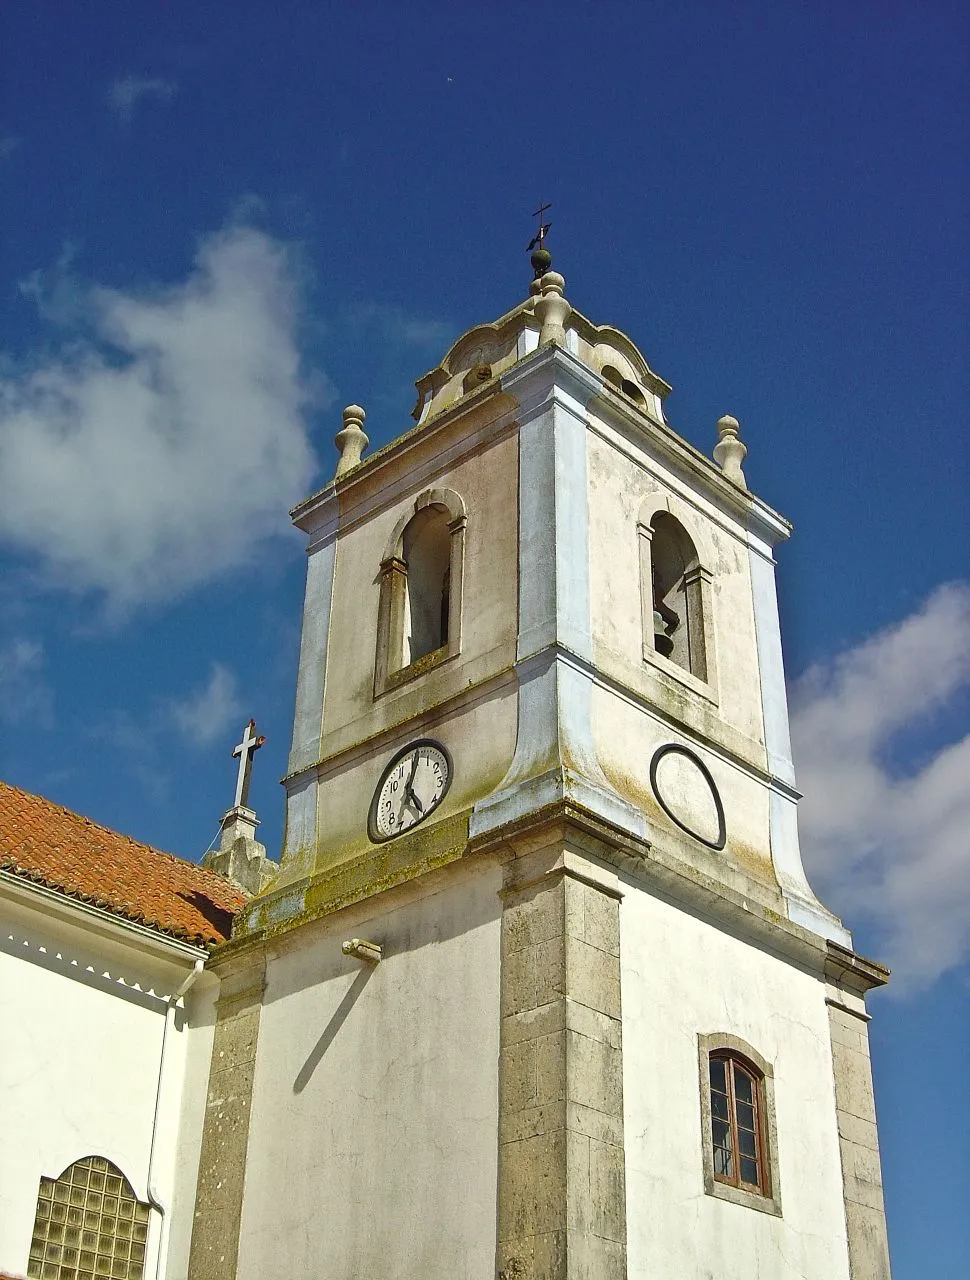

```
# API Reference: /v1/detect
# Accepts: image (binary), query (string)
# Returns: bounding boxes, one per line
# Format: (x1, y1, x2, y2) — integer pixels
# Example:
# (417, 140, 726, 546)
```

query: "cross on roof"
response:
(231, 719, 266, 810)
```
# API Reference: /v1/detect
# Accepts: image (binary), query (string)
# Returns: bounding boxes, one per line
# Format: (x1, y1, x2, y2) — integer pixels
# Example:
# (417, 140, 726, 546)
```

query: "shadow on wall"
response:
(292, 963, 375, 1094)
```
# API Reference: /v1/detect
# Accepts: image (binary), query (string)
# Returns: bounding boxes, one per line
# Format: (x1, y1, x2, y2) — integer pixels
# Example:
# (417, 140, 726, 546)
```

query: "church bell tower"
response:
(187, 240, 892, 1279)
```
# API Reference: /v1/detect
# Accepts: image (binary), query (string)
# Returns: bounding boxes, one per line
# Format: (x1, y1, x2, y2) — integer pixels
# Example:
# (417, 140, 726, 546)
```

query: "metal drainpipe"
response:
(147, 958, 204, 1280)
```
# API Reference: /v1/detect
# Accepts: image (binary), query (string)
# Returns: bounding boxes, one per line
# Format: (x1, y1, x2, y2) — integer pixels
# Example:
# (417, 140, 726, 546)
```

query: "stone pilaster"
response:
(825, 944, 892, 1280)
(497, 851, 626, 1280)
(187, 951, 266, 1280)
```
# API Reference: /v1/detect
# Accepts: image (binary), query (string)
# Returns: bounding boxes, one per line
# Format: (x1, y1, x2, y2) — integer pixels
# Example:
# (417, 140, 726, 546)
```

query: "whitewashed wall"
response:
(236, 860, 503, 1280)
(621, 887, 850, 1279)
(0, 889, 213, 1280)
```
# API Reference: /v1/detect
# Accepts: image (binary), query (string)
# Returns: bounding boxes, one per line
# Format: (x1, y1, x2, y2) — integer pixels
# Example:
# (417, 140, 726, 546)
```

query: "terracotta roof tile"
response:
(0, 781, 246, 946)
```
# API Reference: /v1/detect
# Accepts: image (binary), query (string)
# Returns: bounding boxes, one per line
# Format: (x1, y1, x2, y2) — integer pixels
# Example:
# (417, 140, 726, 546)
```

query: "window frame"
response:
(374, 487, 466, 697)
(697, 1032, 782, 1216)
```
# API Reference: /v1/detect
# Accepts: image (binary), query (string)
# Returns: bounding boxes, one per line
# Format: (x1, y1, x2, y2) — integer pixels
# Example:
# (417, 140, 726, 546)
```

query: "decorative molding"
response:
(649, 743, 727, 851)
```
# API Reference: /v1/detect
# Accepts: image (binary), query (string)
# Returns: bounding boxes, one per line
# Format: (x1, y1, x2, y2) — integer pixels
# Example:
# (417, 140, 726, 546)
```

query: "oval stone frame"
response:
(649, 743, 727, 851)
(367, 737, 454, 844)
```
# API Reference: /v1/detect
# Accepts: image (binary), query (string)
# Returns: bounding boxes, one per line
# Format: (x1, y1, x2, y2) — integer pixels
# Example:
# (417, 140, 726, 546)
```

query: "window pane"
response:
(739, 1128, 757, 1158)
(713, 1145, 734, 1177)
(709, 1058, 727, 1093)
(712, 1091, 729, 1121)
(740, 1156, 759, 1187)
(712, 1118, 731, 1149)
(733, 1066, 754, 1105)
(736, 1100, 755, 1133)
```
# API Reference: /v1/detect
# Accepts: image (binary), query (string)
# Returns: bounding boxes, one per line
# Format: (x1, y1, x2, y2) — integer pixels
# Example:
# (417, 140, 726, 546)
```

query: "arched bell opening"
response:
(374, 487, 466, 695)
(639, 509, 711, 684)
(402, 506, 452, 664)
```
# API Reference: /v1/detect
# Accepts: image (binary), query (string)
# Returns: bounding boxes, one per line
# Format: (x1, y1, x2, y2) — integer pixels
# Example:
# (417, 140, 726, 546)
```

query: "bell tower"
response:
(187, 244, 892, 1280)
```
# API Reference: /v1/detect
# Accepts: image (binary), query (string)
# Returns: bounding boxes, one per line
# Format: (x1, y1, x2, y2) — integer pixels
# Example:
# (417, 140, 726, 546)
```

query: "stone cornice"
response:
(467, 801, 831, 978)
(220, 794, 842, 984)
(824, 940, 891, 993)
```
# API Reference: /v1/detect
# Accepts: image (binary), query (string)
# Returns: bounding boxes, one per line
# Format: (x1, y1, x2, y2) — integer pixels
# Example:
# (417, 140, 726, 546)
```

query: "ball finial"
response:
(530, 245, 553, 279)
(334, 404, 368, 479)
(713, 414, 748, 488)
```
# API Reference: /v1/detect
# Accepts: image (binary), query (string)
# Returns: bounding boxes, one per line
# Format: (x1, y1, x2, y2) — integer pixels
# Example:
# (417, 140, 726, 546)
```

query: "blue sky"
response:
(1, 1, 967, 1272)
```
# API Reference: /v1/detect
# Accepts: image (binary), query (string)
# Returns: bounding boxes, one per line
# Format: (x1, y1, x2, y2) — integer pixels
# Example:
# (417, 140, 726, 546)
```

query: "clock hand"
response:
(403, 754, 424, 813)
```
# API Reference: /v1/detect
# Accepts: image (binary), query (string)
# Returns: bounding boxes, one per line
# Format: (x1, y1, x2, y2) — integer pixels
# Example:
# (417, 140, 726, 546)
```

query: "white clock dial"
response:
(368, 739, 453, 842)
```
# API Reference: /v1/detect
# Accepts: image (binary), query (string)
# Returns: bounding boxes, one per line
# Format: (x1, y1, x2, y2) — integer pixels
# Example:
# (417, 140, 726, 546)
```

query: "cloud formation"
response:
(108, 75, 177, 124)
(168, 663, 241, 747)
(347, 303, 452, 350)
(0, 638, 52, 725)
(0, 226, 318, 610)
(791, 583, 970, 991)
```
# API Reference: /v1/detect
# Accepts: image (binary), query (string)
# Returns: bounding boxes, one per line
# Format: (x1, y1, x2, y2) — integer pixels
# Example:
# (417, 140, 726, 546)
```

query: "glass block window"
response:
(709, 1053, 768, 1194)
(27, 1156, 150, 1280)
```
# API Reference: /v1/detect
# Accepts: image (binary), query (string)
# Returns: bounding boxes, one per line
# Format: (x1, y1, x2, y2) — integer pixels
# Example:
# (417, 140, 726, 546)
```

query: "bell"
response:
(654, 611, 674, 658)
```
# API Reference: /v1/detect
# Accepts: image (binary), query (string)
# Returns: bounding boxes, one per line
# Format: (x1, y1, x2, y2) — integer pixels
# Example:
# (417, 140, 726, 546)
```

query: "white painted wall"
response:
(621, 886, 850, 1280)
(237, 861, 503, 1280)
(0, 889, 211, 1280)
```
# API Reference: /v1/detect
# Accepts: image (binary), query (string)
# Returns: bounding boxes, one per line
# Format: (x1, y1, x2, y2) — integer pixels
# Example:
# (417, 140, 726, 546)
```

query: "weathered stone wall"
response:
(826, 996, 892, 1279)
(498, 858, 627, 1280)
(186, 955, 265, 1280)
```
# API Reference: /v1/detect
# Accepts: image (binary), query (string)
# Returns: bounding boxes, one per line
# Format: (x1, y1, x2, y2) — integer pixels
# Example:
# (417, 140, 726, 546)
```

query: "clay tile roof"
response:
(0, 781, 247, 947)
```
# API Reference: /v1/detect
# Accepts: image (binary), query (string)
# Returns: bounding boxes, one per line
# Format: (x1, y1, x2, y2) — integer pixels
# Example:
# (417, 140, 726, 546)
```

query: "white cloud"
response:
(108, 75, 177, 124)
(0, 225, 319, 610)
(791, 583, 970, 991)
(347, 303, 452, 350)
(0, 637, 52, 725)
(168, 663, 241, 747)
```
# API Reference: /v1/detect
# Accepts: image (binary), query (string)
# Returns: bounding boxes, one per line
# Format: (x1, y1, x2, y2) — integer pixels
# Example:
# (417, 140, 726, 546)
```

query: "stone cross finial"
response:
(713, 414, 748, 489)
(534, 271, 571, 347)
(334, 404, 368, 479)
(231, 719, 266, 809)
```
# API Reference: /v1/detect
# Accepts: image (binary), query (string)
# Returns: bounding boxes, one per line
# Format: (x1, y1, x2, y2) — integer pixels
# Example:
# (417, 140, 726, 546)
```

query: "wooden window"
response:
(709, 1052, 768, 1195)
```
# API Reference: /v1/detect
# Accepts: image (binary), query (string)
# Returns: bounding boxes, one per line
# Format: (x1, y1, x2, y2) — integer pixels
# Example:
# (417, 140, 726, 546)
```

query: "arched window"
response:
(709, 1052, 768, 1193)
(638, 504, 714, 688)
(698, 1034, 781, 1215)
(375, 488, 466, 694)
(601, 363, 646, 407)
(28, 1155, 151, 1279)
(402, 506, 452, 664)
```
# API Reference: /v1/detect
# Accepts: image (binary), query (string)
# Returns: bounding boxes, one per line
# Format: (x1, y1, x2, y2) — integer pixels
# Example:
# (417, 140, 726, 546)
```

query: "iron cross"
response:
(231, 719, 266, 809)
(528, 202, 552, 250)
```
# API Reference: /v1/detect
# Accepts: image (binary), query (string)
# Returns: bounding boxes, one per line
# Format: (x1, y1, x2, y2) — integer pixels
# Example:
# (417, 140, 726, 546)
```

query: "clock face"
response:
(368, 739, 453, 842)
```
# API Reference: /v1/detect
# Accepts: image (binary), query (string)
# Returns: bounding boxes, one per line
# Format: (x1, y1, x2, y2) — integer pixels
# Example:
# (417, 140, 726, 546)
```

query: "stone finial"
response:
(334, 404, 368, 479)
(713, 414, 748, 488)
(534, 272, 571, 348)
